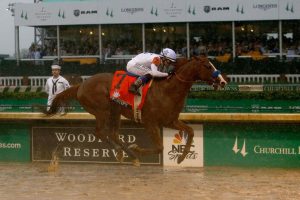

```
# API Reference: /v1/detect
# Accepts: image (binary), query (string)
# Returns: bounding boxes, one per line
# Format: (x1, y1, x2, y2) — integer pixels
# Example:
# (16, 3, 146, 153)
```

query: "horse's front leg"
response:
(129, 124, 163, 156)
(166, 120, 194, 164)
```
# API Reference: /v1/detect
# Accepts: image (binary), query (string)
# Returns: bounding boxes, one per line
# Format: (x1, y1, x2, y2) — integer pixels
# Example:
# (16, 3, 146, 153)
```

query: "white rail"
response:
(227, 74, 281, 83)
(0, 76, 23, 86)
(28, 76, 48, 87)
(285, 74, 300, 83)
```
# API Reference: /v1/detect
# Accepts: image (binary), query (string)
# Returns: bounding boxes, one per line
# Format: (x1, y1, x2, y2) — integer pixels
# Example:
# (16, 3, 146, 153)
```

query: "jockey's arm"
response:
(149, 57, 168, 77)
(150, 63, 169, 77)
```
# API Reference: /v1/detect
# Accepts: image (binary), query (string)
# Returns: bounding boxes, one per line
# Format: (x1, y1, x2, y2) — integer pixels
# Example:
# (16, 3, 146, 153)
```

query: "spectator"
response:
(45, 64, 70, 112)
(34, 47, 42, 65)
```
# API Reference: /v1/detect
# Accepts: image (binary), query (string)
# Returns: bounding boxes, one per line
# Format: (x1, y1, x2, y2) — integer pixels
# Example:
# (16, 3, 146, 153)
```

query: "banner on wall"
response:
(163, 124, 203, 167)
(14, 2, 100, 26)
(32, 126, 161, 165)
(15, 0, 300, 26)
(204, 124, 300, 167)
(279, 0, 300, 19)
(0, 125, 30, 162)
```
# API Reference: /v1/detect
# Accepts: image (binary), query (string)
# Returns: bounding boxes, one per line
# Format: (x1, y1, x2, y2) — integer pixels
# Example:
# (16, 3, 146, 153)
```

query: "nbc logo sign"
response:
(163, 125, 203, 167)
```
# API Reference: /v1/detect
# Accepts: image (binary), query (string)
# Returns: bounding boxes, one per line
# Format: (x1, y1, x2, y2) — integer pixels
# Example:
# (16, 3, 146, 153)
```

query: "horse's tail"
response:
(44, 84, 80, 116)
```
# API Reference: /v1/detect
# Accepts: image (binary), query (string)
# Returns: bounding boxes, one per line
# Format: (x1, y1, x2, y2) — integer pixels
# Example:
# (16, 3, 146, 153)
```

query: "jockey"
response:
(127, 48, 176, 95)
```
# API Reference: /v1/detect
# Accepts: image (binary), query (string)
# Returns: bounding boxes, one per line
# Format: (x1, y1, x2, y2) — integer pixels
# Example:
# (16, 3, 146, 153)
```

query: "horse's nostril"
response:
(220, 81, 227, 87)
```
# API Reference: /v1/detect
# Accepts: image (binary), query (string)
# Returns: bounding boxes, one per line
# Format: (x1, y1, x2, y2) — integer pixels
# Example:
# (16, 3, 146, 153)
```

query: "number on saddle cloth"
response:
(111, 71, 138, 95)
(115, 73, 127, 89)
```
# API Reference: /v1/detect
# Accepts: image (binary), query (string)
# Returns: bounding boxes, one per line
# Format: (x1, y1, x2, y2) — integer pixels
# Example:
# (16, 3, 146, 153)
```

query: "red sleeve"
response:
(152, 57, 161, 66)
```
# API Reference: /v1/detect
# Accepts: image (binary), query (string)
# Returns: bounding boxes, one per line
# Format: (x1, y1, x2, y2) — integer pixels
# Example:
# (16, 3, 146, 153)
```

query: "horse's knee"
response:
(186, 127, 194, 138)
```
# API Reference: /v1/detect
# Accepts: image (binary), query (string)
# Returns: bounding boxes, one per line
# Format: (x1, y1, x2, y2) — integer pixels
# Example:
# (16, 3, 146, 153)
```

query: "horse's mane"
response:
(174, 55, 206, 74)
(175, 57, 189, 69)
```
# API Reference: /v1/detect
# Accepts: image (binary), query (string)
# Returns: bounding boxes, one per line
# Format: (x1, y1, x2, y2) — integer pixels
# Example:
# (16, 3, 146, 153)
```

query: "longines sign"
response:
(14, 0, 300, 26)
(32, 126, 161, 165)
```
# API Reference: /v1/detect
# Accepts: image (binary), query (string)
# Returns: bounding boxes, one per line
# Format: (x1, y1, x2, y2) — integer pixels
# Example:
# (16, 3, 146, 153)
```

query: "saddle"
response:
(109, 71, 152, 121)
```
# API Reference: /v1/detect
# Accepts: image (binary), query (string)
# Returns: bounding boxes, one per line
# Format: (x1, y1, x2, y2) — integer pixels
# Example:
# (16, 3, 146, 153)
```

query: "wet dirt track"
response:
(0, 163, 300, 200)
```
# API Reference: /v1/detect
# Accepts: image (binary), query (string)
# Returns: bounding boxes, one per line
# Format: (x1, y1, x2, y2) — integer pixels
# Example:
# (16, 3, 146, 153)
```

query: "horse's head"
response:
(196, 55, 227, 88)
(174, 55, 227, 89)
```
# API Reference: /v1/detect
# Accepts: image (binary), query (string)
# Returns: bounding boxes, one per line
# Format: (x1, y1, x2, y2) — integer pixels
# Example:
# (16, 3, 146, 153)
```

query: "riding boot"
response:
(129, 77, 143, 95)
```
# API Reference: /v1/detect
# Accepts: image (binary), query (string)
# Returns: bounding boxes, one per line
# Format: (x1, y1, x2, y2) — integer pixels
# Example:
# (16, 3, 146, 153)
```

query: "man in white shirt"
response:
(45, 64, 70, 111)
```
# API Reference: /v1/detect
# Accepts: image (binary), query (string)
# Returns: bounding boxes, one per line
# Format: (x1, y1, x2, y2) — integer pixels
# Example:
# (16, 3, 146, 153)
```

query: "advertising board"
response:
(15, 0, 300, 26)
(204, 123, 300, 167)
(32, 126, 161, 165)
(0, 124, 30, 162)
(163, 124, 203, 167)
(184, 99, 300, 113)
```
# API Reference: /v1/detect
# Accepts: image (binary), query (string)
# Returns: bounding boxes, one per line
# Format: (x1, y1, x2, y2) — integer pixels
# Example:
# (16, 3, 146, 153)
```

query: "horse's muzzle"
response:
(217, 74, 227, 88)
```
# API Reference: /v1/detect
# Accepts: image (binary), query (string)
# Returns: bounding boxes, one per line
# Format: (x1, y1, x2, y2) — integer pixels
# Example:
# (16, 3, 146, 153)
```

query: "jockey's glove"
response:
(168, 70, 175, 76)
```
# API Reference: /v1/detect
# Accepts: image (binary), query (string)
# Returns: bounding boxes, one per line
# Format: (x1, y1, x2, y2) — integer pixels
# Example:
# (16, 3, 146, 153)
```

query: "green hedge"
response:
(1, 90, 300, 101)
(0, 92, 47, 99)
(188, 90, 300, 100)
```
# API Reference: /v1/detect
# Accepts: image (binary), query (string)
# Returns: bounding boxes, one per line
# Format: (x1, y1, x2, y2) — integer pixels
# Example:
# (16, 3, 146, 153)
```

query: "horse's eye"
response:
(206, 64, 212, 69)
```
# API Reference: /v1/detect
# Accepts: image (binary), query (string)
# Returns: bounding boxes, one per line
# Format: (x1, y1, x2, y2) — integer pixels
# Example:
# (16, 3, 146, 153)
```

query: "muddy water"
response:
(0, 163, 299, 200)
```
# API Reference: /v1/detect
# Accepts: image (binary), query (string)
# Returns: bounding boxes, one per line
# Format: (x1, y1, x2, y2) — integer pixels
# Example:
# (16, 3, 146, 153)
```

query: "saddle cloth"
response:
(110, 70, 152, 111)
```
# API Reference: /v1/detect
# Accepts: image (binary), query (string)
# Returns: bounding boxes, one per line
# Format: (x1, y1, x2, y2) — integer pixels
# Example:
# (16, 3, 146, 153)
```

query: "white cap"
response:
(51, 65, 61, 70)
(160, 48, 176, 62)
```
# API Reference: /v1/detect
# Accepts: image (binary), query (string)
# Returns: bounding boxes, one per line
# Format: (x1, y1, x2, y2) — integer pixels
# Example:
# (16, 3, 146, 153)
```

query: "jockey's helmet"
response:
(160, 48, 176, 62)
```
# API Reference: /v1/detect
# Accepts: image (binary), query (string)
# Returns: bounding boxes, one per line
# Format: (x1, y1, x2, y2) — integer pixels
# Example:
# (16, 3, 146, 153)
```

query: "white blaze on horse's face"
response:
(209, 61, 227, 87)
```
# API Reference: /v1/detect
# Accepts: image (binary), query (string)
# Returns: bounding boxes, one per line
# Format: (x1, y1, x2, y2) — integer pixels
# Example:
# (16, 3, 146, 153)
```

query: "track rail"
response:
(0, 112, 300, 123)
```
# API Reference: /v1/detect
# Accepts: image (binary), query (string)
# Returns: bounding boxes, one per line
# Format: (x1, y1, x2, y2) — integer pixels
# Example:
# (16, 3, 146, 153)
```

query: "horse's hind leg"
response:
(105, 112, 124, 163)
(94, 115, 126, 163)
(106, 106, 140, 165)
(94, 116, 108, 144)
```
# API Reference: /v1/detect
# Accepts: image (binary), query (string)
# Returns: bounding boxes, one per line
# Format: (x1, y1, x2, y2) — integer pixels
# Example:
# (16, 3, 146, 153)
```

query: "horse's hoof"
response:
(132, 159, 140, 167)
(116, 150, 124, 163)
(48, 156, 59, 172)
(128, 144, 138, 150)
(177, 156, 185, 164)
(128, 144, 141, 157)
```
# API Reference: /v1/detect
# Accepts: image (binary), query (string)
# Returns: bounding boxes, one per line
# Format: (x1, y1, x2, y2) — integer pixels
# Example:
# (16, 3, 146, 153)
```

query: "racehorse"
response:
(44, 55, 227, 166)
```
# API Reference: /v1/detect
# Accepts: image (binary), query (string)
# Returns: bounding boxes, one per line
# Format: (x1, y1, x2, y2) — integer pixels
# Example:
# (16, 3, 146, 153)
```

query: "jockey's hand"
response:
(168, 70, 175, 76)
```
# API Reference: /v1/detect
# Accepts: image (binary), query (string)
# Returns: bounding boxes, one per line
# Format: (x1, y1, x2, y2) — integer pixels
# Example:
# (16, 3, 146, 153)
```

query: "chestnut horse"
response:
(44, 55, 227, 165)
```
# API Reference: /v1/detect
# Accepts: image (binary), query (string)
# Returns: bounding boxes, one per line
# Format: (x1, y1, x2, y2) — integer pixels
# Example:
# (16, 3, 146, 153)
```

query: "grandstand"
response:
(1, 0, 299, 88)
(12, 0, 300, 61)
